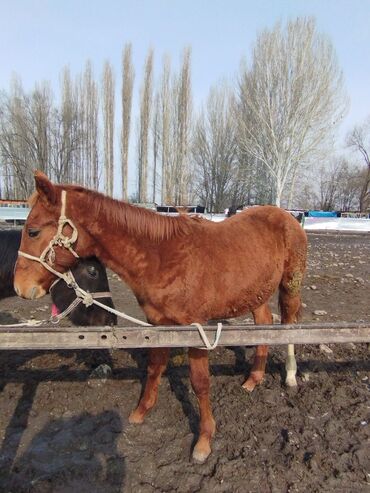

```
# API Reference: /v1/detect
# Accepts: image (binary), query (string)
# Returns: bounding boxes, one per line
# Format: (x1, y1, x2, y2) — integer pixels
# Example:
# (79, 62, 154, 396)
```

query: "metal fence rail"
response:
(0, 322, 369, 350)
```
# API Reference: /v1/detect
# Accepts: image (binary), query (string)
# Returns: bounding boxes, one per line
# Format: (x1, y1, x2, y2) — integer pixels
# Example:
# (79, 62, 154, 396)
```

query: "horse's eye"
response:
(87, 266, 98, 278)
(28, 228, 40, 238)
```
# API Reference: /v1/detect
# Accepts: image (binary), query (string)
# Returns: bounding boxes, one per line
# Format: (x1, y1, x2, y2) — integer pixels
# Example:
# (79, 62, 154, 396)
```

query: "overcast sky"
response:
(1, 0, 369, 191)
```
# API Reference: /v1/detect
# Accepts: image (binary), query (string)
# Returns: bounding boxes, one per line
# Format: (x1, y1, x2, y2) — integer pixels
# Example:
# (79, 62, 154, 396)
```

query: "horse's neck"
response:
(74, 199, 157, 291)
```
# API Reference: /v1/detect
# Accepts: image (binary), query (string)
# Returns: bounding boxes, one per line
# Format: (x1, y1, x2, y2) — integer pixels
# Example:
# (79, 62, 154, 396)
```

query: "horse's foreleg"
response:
(129, 347, 170, 424)
(188, 348, 215, 463)
(242, 303, 272, 392)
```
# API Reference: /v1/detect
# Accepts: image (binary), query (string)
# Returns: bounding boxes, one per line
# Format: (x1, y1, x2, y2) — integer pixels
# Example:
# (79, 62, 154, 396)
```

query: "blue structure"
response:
(307, 210, 338, 218)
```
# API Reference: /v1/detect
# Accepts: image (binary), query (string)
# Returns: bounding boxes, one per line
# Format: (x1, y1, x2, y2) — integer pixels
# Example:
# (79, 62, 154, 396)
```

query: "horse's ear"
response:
(34, 170, 57, 205)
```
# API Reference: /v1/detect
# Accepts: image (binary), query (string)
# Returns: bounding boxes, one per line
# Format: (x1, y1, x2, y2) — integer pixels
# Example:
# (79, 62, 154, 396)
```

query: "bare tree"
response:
(337, 165, 364, 211)
(121, 43, 134, 200)
(152, 93, 160, 203)
(0, 78, 52, 197)
(174, 47, 192, 204)
(316, 157, 364, 211)
(238, 17, 347, 206)
(102, 61, 115, 196)
(159, 55, 172, 203)
(192, 85, 239, 212)
(81, 61, 99, 189)
(54, 67, 85, 184)
(317, 159, 345, 210)
(0, 67, 96, 198)
(138, 49, 153, 203)
(347, 119, 370, 211)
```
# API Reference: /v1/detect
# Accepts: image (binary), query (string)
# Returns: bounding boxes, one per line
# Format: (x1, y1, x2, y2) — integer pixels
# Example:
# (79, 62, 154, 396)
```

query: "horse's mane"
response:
(64, 185, 197, 242)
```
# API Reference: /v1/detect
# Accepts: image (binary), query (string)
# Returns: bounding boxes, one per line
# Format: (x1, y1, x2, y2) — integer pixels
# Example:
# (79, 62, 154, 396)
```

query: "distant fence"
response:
(340, 212, 370, 219)
(0, 206, 29, 225)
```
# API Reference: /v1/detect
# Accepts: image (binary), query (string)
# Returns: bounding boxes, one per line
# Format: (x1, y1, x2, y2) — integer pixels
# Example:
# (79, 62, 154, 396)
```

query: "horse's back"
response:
(234, 205, 308, 285)
(164, 206, 307, 321)
(203, 205, 306, 252)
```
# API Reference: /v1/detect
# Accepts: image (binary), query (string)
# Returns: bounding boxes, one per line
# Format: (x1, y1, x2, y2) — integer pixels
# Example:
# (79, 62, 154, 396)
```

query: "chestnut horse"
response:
(14, 171, 307, 463)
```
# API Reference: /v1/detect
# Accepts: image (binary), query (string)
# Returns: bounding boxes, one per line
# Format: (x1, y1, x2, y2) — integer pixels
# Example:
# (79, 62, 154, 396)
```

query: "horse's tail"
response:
(278, 214, 307, 324)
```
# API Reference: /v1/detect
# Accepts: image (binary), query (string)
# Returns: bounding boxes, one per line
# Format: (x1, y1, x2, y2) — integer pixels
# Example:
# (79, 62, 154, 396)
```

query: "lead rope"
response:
(15, 189, 223, 349)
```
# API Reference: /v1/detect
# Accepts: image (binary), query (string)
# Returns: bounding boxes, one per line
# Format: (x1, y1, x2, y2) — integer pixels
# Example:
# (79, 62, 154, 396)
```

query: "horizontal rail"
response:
(0, 322, 369, 350)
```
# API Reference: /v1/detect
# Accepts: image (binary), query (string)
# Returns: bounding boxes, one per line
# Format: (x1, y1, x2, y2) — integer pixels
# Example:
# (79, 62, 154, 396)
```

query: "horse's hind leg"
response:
(279, 283, 303, 388)
(242, 303, 272, 392)
(129, 347, 170, 424)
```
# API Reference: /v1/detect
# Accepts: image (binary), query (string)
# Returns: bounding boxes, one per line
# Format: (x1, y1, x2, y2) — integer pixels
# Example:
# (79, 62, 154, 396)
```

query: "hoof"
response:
(192, 445, 211, 464)
(242, 380, 256, 392)
(242, 375, 263, 392)
(192, 435, 212, 464)
(128, 410, 145, 424)
(285, 375, 297, 388)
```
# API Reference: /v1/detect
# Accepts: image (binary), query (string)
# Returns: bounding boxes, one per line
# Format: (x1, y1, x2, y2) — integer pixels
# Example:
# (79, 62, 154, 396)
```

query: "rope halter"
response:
(18, 190, 80, 285)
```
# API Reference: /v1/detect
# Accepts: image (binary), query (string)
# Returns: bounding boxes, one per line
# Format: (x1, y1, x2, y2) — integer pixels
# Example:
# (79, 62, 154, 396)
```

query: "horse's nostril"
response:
(30, 286, 37, 300)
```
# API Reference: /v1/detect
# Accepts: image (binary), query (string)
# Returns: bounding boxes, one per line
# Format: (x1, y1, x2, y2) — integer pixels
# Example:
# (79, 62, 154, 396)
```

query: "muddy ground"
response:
(0, 232, 369, 493)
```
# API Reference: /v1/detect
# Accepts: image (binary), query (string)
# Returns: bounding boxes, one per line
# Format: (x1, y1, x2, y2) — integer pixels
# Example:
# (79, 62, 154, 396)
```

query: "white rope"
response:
(192, 322, 223, 350)
(18, 250, 78, 286)
(89, 299, 152, 326)
(51, 270, 152, 326)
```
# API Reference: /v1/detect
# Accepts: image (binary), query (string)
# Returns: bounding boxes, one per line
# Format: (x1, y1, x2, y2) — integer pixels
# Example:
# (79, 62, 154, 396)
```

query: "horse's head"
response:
(14, 171, 89, 299)
(50, 257, 117, 326)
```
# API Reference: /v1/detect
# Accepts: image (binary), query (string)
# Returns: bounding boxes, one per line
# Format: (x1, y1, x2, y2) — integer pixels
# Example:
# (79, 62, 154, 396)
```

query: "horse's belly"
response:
(206, 278, 278, 320)
(144, 255, 283, 324)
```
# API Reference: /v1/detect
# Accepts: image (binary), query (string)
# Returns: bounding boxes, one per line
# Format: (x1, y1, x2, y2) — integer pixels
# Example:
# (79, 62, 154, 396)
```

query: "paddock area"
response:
(0, 232, 369, 492)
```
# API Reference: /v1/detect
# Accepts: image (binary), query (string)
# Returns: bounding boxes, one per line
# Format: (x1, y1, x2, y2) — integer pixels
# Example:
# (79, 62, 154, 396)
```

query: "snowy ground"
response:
(302, 217, 370, 232)
(204, 213, 370, 232)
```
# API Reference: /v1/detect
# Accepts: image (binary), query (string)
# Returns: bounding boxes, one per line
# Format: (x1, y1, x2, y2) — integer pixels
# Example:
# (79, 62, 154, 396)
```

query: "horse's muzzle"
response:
(14, 282, 46, 300)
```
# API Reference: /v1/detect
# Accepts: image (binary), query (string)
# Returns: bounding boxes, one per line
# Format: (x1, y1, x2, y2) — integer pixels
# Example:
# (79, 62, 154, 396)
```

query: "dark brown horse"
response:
(14, 171, 307, 463)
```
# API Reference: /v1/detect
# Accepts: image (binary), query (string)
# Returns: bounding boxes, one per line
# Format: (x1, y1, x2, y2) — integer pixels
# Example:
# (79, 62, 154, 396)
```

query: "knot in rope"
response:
(79, 291, 94, 307)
